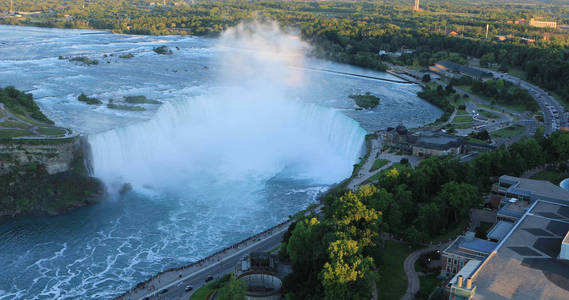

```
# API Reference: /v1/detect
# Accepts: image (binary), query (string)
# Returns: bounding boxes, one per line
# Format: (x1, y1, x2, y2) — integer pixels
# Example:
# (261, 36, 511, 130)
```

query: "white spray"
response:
(88, 21, 366, 192)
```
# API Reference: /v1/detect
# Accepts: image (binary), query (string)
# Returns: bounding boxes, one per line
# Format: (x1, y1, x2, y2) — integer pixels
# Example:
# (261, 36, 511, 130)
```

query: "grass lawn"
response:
(13, 112, 45, 126)
(490, 124, 525, 138)
(0, 119, 31, 129)
(269, 243, 284, 254)
(419, 274, 441, 295)
(550, 92, 569, 110)
(431, 219, 469, 244)
(478, 110, 500, 119)
(377, 240, 420, 300)
(499, 103, 529, 113)
(0, 129, 33, 139)
(418, 274, 441, 298)
(530, 170, 567, 185)
(370, 159, 389, 172)
(37, 127, 66, 136)
(466, 137, 491, 144)
(448, 122, 473, 130)
(453, 115, 473, 123)
(189, 283, 214, 300)
(457, 85, 530, 113)
(508, 67, 527, 80)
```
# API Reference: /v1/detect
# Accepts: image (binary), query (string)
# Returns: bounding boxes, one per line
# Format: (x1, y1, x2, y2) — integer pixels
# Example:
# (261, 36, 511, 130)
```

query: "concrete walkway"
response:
(348, 137, 385, 190)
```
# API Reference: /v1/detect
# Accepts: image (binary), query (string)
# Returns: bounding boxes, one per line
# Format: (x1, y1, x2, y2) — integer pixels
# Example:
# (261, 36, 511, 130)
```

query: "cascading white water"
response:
(88, 93, 365, 191)
(88, 21, 366, 192)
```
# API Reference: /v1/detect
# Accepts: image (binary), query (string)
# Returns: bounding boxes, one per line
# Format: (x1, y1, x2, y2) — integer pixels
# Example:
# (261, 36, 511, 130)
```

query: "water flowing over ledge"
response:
(88, 93, 366, 192)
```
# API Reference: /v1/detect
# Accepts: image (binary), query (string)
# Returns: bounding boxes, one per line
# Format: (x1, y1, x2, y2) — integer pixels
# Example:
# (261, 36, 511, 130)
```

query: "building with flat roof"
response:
(491, 175, 569, 207)
(448, 200, 569, 300)
(384, 125, 464, 157)
(441, 232, 497, 277)
(530, 18, 557, 29)
(429, 60, 493, 81)
(412, 135, 462, 157)
(487, 220, 514, 242)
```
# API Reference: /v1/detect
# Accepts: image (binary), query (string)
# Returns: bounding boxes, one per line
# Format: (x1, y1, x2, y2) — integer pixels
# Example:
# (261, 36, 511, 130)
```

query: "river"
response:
(0, 24, 441, 299)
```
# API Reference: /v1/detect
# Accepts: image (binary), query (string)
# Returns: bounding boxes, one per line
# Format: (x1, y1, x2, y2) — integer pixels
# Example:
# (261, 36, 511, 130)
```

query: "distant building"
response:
(378, 49, 414, 57)
(384, 125, 489, 157)
(429, 60, 493, 81)
(413, 0, 421, 11)
(529, 18, 557, 29)
(412, 135, 462, 157)
(520, 37, 536, 44)
(385, 125, 410, 146)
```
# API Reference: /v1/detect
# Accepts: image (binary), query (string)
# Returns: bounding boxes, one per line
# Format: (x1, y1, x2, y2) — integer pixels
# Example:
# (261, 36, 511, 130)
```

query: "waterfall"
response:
(88, 92, 365, 192)
(88, 22, 367, 192)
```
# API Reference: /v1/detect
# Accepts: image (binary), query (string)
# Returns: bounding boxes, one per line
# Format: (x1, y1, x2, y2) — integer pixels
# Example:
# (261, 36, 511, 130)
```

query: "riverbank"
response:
(0, 86, 104, 218)
(0, 137, 104, 218)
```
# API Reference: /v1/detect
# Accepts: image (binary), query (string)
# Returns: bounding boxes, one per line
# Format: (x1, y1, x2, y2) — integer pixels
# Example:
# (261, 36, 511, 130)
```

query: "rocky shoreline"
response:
(0, 136, 104, 218)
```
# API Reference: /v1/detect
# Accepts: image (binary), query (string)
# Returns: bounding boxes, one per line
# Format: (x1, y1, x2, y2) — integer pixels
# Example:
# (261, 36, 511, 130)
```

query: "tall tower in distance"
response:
(413, 0, 421, 12)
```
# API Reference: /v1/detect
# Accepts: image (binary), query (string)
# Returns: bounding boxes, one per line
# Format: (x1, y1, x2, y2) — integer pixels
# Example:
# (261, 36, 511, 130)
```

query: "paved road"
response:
(475, 67, 567, 134)
(401, 243, 449, 300)
(120, 220, 292, 300)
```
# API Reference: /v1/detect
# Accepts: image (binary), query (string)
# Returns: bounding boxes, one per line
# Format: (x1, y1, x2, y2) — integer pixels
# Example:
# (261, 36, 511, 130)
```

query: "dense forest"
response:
(281, 131, 569, 299)
(1, 0, 569, 102)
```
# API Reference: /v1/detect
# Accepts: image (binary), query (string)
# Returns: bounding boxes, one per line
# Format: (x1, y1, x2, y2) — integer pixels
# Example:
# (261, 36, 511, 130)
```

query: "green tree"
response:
(552, 131, 569, 161)
(438, 182, 480, 223)
(217, 275, 247, 300)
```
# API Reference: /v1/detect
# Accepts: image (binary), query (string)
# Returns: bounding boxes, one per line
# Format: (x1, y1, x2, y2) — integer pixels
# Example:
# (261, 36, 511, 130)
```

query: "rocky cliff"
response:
(0, 137, 81, 175)
(0, 137, 103, 217)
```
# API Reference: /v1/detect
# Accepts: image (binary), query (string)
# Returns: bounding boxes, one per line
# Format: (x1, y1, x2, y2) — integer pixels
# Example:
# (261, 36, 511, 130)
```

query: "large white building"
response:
(530, 18, 557, 29)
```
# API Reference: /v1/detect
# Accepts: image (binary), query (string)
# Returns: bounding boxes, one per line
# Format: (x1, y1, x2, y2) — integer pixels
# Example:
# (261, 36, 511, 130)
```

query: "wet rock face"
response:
(0, 137, 80, 176)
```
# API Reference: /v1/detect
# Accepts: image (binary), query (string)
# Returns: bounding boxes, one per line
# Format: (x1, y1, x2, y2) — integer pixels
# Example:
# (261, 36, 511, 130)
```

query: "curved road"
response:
(401, 243, 449, 300)
(0, 103, 76, 139)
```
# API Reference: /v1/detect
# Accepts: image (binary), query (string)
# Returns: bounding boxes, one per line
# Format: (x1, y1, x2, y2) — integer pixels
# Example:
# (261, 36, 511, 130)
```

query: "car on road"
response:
(159, 289, 168, 295)
(185, 285, 193, 292)
(205, 275, 214, 282)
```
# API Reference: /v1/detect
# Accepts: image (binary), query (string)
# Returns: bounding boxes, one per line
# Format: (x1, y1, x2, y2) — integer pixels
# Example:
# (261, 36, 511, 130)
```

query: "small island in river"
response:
(349, 92, 380, 109)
